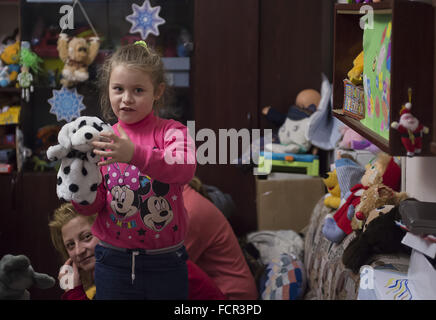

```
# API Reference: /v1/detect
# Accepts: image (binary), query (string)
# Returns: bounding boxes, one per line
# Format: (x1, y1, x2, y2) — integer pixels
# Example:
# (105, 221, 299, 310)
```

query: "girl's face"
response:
(109, 64, 164, 124)
(61, 216, 99, 272)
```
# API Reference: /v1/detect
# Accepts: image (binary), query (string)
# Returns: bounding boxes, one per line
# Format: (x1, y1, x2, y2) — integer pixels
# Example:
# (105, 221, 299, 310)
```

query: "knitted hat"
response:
(335, 158, 366, 199)
(382, 157, 401, 192)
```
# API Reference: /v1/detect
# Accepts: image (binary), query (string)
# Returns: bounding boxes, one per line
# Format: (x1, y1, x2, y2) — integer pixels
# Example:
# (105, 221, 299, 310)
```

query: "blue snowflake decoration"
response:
(48, 87, 86, 122)
(126, 0, 166, 40)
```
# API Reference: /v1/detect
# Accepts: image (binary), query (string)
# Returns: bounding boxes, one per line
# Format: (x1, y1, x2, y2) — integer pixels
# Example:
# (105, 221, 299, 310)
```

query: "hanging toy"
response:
(57, 0, 100, 88)
(48, 87, 86, 122)
(126, 0, 166, 40)
(17, 46, 43, 102)
(57, 33, 100, 88)
(391, 88, 429, 157)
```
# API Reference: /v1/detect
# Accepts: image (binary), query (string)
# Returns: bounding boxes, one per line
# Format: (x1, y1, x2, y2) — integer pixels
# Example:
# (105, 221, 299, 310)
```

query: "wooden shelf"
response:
(332, 0, 434, 156)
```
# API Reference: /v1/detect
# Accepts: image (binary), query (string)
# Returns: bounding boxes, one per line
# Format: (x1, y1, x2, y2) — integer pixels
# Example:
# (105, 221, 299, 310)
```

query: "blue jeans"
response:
(94, 244, 188, 300)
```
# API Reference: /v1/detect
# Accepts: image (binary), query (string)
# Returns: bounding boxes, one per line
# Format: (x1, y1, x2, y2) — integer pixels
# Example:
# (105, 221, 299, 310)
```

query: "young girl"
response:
(72, 41, 196, 300)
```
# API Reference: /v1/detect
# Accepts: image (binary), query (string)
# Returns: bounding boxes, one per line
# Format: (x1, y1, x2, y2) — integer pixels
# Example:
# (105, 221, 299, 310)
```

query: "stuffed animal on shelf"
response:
(339, 125, 380, 154)
(46, 116, 113, 204)
(322, 169, 341, 209)
(0, 41, 20, 84)
(391, 99, 429, 157)
(347, 50, 364, 85)
(0, 254, 55, 300)
(350, 183, 408, 230)
(262, 89, 320, 154)
(322, 152, 401, 243)
(57, 33, 100, 88)
(342, 204, 410, 274)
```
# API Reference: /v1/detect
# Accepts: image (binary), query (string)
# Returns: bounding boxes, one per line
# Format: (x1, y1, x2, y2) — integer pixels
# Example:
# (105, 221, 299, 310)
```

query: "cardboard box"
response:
(256, 173, 325, 232)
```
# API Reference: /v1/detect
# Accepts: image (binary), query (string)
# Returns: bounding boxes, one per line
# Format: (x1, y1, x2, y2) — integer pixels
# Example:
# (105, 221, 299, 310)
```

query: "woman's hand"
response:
(92, 124, 135, 166)
(58, 258, 81, 291)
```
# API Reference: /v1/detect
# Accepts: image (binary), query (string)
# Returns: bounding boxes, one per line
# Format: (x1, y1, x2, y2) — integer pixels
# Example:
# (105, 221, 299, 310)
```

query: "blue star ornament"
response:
(126, 0, 166, 40)
(48, 87, 86, 122)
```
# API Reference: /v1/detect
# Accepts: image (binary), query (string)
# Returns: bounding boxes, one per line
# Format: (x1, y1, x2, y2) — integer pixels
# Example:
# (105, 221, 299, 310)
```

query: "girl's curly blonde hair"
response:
(97, 43, 168, 122)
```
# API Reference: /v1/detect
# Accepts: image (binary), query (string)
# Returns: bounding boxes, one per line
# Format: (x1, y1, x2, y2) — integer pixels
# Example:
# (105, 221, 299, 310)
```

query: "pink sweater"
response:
(73, 112, 196, 250)
(183, 185, 259, 300)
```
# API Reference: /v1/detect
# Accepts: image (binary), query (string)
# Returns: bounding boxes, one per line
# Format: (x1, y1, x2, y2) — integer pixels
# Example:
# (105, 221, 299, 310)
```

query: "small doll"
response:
(17, 47, 43, 102)
(391, 91, 429, 157)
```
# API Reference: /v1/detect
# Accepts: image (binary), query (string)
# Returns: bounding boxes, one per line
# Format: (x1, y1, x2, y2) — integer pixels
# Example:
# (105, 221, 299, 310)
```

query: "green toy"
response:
(18, 47, 43, 102)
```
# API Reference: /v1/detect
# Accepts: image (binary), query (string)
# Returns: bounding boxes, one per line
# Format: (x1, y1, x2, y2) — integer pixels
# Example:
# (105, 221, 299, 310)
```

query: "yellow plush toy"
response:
(57, 33, 100, 87)
(322, 169, 341, 209)
(0, 41, 20, 82)
(347, 50, 364, 85)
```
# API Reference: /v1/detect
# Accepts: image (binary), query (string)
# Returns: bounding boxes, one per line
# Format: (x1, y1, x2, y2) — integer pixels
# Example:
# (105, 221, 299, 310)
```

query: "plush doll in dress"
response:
(342, 204, 410, 274)
(262, 89, 320, 154)
(322, 152, 401, 243)
(57, 33, 100, 88)
(47, 116, 113, 205)
(0, 254, 55, 300)
(391, 101, 429, 157)
(17, 47, 43, 102)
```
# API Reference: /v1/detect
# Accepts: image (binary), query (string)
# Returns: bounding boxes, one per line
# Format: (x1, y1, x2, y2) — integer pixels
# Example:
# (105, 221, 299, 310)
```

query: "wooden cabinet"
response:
(332, 0, 434, 156)
(193, 0, 334, 236)
(0, 172, 64, 300)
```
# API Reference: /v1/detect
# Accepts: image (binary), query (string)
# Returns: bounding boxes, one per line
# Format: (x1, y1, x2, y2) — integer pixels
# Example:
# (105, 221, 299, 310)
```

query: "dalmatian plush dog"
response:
(47, 116, 113, 205)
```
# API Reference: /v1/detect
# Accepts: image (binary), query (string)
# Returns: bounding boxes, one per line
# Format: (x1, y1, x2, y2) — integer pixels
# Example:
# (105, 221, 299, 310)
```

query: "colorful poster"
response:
(361, 14, 392, 140)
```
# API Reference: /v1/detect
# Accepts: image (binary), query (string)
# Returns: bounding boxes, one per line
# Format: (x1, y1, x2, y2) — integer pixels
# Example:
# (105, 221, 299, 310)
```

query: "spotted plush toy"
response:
(47, 116, 113, 204)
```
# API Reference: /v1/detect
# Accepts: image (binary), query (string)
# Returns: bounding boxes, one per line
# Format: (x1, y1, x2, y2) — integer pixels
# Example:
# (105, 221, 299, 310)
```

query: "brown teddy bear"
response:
(351, 183, 408, 230)
(57, 33, 100, 87)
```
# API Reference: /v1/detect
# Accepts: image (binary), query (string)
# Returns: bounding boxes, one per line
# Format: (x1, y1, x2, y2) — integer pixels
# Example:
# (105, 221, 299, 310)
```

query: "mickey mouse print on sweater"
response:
(104, 164, 174, 234)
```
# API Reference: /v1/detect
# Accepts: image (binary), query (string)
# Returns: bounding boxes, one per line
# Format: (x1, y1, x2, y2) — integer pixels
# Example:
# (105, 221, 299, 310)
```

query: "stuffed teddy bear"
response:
(0, 41, 20, 83)
(342, 204, 411, 274)
(47, 116, 113, 205)
(0, 254, 55, 300)
(263, 89, 320, 154)
(57, 33, 100, 88)
(322, 152, 401, 243)
(350, 183, 408, 230)
(322, 169, 341, 209)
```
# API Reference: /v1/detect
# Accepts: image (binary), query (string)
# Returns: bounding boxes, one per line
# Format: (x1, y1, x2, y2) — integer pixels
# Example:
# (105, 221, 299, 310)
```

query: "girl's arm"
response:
(131, 123, 196, 184)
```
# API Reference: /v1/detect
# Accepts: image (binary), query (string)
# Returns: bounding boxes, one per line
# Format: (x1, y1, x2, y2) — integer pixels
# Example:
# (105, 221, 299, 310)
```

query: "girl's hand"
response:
(92, 124, 135, 166)
(58, 258, 81, 291)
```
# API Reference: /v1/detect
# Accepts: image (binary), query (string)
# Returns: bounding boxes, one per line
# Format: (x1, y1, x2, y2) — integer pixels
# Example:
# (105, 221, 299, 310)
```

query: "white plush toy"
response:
(264, 117, 312, 154)
(47, 116, 113, 205)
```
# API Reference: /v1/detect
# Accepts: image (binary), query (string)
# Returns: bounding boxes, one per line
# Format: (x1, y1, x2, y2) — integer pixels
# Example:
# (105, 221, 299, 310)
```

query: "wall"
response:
(405, 157, 436, 202)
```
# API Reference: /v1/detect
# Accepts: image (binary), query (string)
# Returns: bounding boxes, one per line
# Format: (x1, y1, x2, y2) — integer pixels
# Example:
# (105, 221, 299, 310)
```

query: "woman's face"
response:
(61, 216, 99, 272)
